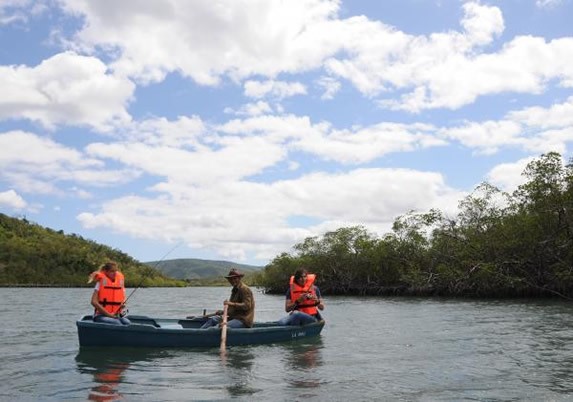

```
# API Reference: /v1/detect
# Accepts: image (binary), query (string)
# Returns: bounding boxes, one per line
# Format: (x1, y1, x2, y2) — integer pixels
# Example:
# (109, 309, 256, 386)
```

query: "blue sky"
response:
(1, 0, 572, 265)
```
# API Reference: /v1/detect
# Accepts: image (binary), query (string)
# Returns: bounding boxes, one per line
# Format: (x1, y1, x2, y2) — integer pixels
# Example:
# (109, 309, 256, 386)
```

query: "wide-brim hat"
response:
(225, 268, 244, 278)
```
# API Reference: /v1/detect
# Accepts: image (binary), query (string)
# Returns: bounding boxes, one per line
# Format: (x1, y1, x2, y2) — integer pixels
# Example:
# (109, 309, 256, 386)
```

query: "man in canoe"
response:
(88, 261, 131, 325)
(200, 268, 255, 329)
(278, 268, 324, 326)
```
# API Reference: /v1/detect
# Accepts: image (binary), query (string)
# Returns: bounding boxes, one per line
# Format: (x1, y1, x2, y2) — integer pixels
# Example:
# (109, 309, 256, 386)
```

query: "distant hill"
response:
(145, 258, 263, 280)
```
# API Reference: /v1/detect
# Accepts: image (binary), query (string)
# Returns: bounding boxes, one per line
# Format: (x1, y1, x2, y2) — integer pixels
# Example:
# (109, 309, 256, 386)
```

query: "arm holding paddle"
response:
(224, 298, 250, 311)
(200, 268, 255, 329)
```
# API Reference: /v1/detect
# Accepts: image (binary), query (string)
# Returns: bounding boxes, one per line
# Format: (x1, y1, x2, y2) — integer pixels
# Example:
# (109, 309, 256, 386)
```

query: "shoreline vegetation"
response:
(2, 153, 573, 299)
(255, 152, 573, 300)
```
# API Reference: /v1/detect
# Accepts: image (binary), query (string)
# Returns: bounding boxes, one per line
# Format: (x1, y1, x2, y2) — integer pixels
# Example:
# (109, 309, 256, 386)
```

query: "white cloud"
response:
(0, 0, 48, 25)
(460, 2, 504, 46)
(316, 76, 341, 100)
(0, 52, 134, 130)
(0, 189, 27, 209)
(0, 130, 139, 193)
(77, 166, 464, 261)
(535, 0, 564, 8)
(294, 122, 446, 163)
(86, 135, 287, 187)
(34, 0, 570, 115)
(225, 101, 274, 117)
(217, 114, 448, 164)
(328, 4, 573, 112)
(507, 96, 573, 129)
(440, 121, 523, 155)
(485, 153, 569, 194)
(126, 116, 207, 147)
(244, 80, 307, 99)
(486, 157, 535, 192)
(59, 0, 341, 84)
(439, 95, 573, 155)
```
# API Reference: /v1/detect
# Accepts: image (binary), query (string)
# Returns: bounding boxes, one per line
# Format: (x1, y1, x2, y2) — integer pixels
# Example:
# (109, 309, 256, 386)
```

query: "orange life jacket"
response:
(289, 273, 318, 316)
(95, 271, 126, 316)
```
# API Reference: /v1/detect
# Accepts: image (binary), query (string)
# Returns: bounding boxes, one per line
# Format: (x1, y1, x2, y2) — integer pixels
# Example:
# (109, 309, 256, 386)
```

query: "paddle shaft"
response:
(220, 304, 228, 352)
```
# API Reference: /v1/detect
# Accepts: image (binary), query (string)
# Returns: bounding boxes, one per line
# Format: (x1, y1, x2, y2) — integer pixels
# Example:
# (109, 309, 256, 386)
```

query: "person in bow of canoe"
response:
(278, 268, 324, 326)
(88, 261, 131, 325)
(200, 268, 255, 329)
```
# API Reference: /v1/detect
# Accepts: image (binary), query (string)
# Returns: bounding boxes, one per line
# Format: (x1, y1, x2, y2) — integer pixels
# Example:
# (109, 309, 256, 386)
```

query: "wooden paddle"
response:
(220, 304, 229, 352)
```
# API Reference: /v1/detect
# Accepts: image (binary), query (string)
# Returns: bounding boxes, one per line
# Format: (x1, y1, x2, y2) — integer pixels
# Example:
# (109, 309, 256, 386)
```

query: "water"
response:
(1, 287, 573, 401)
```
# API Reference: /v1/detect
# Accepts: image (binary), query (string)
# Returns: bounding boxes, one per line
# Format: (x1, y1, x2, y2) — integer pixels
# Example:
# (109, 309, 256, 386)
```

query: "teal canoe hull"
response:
(76, 315, 325, 348)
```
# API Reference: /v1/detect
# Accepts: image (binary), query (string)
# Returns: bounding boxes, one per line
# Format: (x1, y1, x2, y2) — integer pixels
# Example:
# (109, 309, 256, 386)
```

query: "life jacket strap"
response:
(100, 300, 122, 306)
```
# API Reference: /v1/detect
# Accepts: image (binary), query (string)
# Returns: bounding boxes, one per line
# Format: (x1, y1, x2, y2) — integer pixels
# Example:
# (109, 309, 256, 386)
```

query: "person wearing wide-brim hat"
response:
(200, 268, 255, 329)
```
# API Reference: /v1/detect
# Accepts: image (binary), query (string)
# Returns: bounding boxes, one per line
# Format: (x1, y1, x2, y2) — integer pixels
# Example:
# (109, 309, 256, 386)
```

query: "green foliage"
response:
(0, 214, 186, 287)
(259, 153, 573, 298)
(147, 258, 261, 280)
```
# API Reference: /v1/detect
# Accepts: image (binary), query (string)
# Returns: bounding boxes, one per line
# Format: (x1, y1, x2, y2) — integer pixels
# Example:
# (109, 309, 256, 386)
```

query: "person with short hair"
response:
(89, 261, 130, 325)
(200, 268, 255, 329)
(278, 268, 324, 326)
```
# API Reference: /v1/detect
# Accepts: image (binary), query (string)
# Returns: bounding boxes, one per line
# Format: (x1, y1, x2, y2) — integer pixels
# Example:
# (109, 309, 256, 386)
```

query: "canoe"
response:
(76, 314, 325, 348)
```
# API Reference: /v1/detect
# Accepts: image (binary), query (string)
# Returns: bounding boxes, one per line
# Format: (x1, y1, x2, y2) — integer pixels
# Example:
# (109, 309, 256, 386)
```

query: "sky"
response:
(1, 0, 572, 266)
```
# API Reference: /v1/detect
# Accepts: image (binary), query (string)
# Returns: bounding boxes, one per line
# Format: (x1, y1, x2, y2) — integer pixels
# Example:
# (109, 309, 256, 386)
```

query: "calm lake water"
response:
(1, 287, 573, 401)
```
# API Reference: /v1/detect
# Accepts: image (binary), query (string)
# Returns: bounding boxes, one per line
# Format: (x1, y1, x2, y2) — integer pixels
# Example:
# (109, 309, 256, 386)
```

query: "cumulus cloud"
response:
(328, 4, 572, 112)
(440, 121, 523, 155)
(0, 0, 48, 25)
(86, 135, 287, 187)
(0, 52, 134, 130)
(0, 189, 27, 209)
(460, 1, 504, 46)
(507, 96, 573, 129)
(440, 97, 573, 155)
(294, 122, 446, 163)
(0, 130, 139, 194)
(486, 158, 535, 192)
(125, 116, 207, 147)
(2, 1, 552, 114)
(316, 76, 341, 100)
(225, 101, 274, 116)
(485, 153, 568, 195)
(58, 0, 341, 84)
(244, 80, 307, 99)
(535, 0, 564, 8)
(3, 1, 573, 114)
(78, 166, 464, 261)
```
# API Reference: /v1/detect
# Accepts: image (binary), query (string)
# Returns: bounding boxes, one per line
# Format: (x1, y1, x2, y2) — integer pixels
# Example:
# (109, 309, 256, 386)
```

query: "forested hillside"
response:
(257, 153, 573, 299)
(0, 214, 185, 287)
(147, 258, 261, 280)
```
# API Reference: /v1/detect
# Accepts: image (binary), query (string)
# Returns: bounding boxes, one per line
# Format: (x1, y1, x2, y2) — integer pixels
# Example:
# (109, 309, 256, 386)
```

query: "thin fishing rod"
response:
(123, 242, 183, 306)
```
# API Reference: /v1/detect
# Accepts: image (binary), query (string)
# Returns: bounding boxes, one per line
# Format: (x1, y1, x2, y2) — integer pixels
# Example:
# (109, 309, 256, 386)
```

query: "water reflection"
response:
(286, 338, 324, 370)
(281, 338, 325, 391)
(223, 348, 258, 397)
(75, 348, 172, 401)
(87, 362, 127, 401)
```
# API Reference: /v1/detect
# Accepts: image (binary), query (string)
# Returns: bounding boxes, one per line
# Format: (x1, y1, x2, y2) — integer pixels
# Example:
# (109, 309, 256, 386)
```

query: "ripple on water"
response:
(2, 289, 573, 400)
